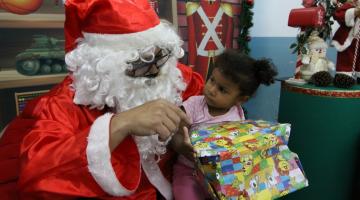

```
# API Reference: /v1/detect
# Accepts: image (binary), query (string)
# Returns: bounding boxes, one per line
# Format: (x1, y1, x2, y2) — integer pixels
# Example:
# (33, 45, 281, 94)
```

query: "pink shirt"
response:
(178, 95, 245, 167)
(183, 95, 245, 125)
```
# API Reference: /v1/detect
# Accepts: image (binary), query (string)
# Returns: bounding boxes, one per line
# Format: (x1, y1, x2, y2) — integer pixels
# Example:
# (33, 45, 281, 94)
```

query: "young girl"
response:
(171, 49, 278, 200)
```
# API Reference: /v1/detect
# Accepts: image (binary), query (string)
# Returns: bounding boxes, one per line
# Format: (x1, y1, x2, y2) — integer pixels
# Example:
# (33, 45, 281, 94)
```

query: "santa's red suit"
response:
(0, 0, 204, 199)
(186, 0, 234, 80)
(332, 1, 360, 78)
(0, 64, 202, 200)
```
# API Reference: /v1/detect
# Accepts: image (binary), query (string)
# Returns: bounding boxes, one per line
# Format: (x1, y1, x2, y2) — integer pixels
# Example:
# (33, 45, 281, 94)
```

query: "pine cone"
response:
(310, 71, 333, 87)
(333, 74, 356, 88)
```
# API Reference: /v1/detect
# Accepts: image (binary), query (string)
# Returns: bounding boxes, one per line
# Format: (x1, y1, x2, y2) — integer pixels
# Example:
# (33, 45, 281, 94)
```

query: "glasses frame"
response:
(126, 48, 173, 77)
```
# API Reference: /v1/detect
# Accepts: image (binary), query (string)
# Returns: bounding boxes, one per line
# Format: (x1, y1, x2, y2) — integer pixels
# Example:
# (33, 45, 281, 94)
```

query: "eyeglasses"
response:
(125, 48, 172, 78)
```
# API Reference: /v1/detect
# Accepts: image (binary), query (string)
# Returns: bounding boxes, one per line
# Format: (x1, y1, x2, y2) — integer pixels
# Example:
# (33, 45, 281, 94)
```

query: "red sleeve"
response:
(0, 79, 140, 199)
(334, 3, 353, 25)
(177, 63, 204, 100)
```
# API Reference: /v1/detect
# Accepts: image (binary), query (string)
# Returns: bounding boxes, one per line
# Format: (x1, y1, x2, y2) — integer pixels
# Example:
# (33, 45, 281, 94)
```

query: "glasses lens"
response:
(155, 49, 171, 67)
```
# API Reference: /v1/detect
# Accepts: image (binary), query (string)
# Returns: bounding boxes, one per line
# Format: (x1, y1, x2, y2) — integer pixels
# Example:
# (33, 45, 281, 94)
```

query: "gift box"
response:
(190, 120, 308, 200)
(288, 6, 325, 28)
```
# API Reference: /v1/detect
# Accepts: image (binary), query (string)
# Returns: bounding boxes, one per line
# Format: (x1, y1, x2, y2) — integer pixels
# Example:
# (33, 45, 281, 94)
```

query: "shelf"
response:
(0, 70, 66, 89)
(0, 13, 64, 28)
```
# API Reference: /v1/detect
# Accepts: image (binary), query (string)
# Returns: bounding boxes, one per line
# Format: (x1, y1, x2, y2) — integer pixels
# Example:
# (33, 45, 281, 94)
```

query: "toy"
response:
(332, 0, 360, 88)
(300, 31, 335, 86)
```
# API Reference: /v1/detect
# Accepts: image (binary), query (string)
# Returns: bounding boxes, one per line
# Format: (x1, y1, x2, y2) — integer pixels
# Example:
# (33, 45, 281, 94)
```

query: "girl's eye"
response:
(218, 86, 227, 93)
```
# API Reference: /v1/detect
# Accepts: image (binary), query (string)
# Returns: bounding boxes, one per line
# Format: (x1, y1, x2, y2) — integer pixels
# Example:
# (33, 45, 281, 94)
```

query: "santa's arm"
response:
(177, 63, 204, 100)
(11, 97, 140, 198)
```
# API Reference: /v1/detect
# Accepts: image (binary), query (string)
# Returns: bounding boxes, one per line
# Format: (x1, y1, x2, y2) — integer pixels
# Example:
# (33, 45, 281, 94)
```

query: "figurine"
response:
(332, 0, 360, 88)
(300, 31, 335, 86)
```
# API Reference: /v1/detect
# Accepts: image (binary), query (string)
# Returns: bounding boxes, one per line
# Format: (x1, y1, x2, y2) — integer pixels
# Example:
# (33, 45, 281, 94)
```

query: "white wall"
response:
(252, 0, 302, 37)
(251, 0, 339, 37)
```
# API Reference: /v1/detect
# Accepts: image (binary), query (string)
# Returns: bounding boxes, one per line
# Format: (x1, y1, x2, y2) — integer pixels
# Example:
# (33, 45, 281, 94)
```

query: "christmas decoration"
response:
(303, 0, 316, 7)
(299, 31, 334, 86)
(310, 71, 333, 86)
(0, 0, 43, 15)
(186, 0, 234, 80)
(288, 0, 336, 82)
(331, 0, 360, 89)
(238, 0, 254, 54)
(333, 73, 356, 88)
(289, 0, 336, 56)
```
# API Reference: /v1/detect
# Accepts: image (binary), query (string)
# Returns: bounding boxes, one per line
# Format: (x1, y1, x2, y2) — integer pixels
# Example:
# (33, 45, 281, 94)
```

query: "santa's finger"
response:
(156, 125, 171, 141)
(161, 116, 177, 134)
(162, 100, 191, 125)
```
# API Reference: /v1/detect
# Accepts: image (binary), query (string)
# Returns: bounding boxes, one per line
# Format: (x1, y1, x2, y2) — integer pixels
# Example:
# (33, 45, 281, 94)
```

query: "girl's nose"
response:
(207, 85, 216, 96)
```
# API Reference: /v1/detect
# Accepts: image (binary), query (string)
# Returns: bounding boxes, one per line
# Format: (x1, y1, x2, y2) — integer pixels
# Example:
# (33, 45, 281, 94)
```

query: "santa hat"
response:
(64, 0, 180, 55)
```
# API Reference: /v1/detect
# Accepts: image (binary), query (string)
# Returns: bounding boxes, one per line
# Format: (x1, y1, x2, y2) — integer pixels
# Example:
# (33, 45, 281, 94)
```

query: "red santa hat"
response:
(64, 0, 175, 54)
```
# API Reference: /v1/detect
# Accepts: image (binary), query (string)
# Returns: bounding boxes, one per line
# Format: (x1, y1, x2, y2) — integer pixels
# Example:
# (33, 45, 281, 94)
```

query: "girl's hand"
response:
(170, 126, 196, 161)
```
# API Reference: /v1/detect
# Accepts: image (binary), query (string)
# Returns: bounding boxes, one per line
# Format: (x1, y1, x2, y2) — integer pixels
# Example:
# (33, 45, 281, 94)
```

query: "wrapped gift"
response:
(190, 120, 308, 200)
(288, 6, 325, 28)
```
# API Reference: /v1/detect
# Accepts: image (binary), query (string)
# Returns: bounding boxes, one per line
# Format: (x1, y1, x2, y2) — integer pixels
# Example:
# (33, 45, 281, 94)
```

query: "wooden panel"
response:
(0, 70, 66, 89)
(0, 13, 64, 28)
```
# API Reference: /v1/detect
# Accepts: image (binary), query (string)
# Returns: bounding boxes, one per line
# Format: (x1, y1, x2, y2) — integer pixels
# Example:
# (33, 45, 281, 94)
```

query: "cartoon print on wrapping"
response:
(190, 120, 308, 200)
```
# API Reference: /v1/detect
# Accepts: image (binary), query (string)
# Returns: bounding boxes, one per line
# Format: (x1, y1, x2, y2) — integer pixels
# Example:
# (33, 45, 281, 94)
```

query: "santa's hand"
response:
(110, 99, 191, 150)
(170, 126, 196, 161)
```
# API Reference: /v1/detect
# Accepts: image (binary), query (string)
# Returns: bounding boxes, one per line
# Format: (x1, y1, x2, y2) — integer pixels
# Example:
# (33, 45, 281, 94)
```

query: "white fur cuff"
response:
(345, 8, 355, 27)
(86, 113, 135, 196)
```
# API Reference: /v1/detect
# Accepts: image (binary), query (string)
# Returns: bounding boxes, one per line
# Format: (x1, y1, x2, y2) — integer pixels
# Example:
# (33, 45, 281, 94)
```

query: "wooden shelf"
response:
(0, 70, 66, 89)
(0, 13, 64, 28)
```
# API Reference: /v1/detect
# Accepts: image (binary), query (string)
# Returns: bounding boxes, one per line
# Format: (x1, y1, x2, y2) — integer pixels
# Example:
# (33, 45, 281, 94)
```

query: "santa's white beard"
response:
(66, 44, 186, 159)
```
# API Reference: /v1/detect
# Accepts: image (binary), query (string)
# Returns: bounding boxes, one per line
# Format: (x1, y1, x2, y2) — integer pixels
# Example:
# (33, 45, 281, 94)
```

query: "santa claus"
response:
(0, 0, 203, 199)
(332, 0, 360, 88)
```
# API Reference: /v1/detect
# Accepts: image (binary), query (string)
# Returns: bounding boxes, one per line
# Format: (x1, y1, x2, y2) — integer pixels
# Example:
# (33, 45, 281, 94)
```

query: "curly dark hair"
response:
(214, 49, 278, 97)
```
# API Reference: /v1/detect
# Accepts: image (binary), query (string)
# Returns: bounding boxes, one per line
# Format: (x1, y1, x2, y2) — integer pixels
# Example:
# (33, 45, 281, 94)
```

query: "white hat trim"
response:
(72, 21, 183, 54)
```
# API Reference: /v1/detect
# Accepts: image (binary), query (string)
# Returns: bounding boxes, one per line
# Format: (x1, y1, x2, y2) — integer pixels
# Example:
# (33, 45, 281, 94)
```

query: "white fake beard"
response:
(66, 45, 186, 159)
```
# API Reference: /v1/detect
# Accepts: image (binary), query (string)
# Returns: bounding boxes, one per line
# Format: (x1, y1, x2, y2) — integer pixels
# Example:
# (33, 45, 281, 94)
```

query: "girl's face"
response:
(203, 68, 245, 111)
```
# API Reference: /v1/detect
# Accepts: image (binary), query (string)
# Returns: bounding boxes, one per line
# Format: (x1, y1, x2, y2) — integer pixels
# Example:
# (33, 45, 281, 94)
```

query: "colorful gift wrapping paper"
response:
(190, 120, 308, 200)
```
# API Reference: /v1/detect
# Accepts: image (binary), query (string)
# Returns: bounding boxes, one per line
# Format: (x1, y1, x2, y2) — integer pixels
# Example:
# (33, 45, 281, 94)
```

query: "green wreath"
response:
(238, 0, 254, 55)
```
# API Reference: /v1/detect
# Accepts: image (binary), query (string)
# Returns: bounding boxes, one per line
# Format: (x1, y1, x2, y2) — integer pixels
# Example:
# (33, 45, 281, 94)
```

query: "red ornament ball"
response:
(246, 0, 254, 6)
(0, 0, 43, 15)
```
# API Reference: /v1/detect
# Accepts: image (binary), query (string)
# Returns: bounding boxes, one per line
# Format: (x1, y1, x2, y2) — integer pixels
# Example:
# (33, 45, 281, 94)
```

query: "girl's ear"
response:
(237, 95, 250, 104)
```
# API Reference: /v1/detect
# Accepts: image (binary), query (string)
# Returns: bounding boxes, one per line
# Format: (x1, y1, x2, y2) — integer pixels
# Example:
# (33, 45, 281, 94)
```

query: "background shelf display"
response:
(0, 13, 64, 28)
